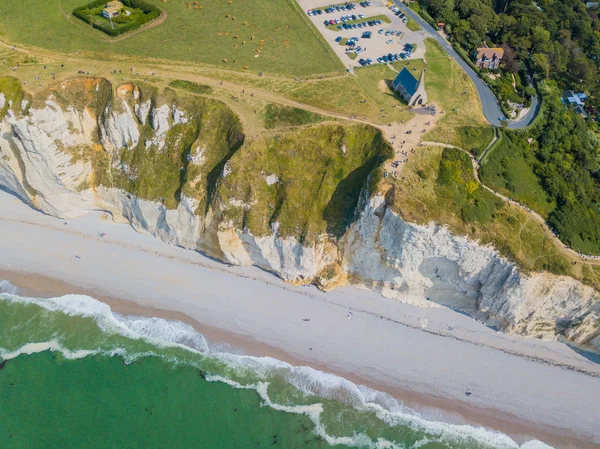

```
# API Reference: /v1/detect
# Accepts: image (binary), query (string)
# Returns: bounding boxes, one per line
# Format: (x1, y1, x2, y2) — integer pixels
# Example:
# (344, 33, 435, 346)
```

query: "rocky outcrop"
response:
(0, 77, 598, 351)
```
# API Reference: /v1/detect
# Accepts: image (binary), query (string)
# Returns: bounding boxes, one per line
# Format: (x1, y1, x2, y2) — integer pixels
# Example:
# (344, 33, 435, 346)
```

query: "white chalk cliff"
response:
(0, 79, 598, 351)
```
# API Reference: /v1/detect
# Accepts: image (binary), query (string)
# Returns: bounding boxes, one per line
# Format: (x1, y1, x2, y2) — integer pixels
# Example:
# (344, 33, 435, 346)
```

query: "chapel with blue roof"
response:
(391, 67, 427, 107)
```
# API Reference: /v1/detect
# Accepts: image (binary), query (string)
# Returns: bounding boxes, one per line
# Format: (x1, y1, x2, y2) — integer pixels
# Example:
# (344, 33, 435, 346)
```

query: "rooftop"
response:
(476, 47, 504, 60)
(392, 67, 419, 96)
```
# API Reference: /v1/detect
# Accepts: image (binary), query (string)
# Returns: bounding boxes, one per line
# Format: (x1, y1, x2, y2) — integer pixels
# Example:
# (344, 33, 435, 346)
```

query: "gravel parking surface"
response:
(299, 0, 427, 69)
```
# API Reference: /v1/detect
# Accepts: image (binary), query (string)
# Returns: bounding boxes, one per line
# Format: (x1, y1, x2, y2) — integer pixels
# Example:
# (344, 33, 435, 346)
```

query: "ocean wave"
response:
(0, 280, 18, 295)
(0, 292, 553, 449)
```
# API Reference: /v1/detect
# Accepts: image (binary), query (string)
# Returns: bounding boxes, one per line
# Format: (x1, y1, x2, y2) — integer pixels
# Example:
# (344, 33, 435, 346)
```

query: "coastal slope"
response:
(0, 77, 598, 351)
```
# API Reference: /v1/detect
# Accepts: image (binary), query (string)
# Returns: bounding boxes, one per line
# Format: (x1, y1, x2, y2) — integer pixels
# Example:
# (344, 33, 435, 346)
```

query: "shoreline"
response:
(1, 192, 599, 448)
(1, 268, 593, 449)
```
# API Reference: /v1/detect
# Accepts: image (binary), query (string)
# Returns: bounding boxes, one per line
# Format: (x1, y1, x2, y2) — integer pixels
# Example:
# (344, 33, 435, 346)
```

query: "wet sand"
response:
(1, 192, 599, 448)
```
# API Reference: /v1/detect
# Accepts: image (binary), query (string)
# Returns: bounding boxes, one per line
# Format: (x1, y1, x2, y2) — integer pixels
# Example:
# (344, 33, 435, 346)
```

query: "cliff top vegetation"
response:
(0, 0, 342, 76)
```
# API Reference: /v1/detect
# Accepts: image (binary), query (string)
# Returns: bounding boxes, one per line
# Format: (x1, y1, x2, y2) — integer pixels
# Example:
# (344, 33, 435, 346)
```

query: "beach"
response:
(0, 190, 599, 448)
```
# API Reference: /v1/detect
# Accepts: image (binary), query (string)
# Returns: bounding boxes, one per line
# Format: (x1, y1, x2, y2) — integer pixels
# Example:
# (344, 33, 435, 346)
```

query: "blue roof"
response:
(392, 67, 418, 96)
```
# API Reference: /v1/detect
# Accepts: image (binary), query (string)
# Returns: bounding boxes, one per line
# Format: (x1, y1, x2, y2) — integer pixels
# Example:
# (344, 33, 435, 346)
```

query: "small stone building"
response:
(391, 67, 427, 107)
(102, 1, 123, 19)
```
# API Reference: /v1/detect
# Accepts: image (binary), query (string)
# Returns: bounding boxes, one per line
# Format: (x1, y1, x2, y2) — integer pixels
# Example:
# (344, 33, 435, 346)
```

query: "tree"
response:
(532, 52, 550, 78)
(501, 44, 519, 72)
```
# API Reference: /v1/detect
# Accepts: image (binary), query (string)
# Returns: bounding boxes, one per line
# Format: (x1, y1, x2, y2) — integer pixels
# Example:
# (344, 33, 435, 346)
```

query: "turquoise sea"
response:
(0, 281, 552, 449)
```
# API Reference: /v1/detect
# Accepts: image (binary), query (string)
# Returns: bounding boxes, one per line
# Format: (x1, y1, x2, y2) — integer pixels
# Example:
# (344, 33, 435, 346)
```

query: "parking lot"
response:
(298, 0, 427, 69)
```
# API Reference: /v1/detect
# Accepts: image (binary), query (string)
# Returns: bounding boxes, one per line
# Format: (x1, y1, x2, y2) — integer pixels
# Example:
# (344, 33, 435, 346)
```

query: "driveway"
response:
(298, 0, 428, 69)
(391, 0, 539, 128)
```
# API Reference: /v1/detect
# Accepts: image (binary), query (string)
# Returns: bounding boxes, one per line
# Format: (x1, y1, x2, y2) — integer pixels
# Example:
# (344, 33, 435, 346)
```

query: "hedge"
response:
(73, 0, 161, 37)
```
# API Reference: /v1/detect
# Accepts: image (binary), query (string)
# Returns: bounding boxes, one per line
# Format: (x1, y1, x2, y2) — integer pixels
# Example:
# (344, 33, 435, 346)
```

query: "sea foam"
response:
(0, 280, 18, 295)
(0, 292, 554, 449)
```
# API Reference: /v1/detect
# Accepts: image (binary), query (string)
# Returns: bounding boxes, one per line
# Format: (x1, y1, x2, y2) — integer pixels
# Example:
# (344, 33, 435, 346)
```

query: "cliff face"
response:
(1, 77, 598, 350)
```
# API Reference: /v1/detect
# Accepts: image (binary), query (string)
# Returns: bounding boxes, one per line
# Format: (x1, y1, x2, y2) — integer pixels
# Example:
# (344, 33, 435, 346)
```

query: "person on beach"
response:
(347, 311, 353, 320)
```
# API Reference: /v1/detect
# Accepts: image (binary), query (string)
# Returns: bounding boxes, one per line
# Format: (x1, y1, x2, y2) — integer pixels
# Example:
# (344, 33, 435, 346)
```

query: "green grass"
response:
(436, 148, 503, 224)
(217, 123, 392, 242)
(0, 0, 344, 76)
(73, 0, 161, 37)
(262, 103, 326, 129)
(480, 132, 556, 218)
(405, 17, 421, 31)
(168, 80, 213, 95)
(326, 15, 390, 31)
(422, 38, 489, 145)
(389, 146, 598, 288)
(452, 126, 494, 156)
(348, 52, 358, 60)
(353, 61, 420, 121)
(0, 76, 25, 119)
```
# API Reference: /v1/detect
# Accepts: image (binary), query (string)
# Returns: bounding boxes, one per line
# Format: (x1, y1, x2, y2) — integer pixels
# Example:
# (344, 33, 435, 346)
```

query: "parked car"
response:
(361, 31, 372, 38)
(335, 36, 342, 42)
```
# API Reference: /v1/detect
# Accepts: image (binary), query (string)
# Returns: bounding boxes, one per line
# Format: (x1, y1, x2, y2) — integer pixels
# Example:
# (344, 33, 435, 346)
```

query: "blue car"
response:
(335, 36, 342, 42)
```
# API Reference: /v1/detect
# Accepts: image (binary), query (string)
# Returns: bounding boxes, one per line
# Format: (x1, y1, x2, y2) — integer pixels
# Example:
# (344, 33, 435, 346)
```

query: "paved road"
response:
(393, 0, 539, 129)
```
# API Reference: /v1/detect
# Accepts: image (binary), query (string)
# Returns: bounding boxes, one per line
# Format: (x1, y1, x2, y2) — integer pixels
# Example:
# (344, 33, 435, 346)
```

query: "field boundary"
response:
(60, 0, 168, 44)
(288, 0, 346, 73)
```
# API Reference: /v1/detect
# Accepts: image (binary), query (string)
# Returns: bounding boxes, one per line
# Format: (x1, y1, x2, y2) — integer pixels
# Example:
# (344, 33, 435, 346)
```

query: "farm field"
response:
(0, 0, 343, 76)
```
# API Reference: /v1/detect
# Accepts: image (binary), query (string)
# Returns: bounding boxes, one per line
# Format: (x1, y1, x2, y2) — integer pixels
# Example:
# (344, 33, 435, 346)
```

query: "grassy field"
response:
(423, 39, 487, 127)
(72, 0, 161, 37)
(325, 15, 391, 31)
(0, 0, 344, 76)
(423, 39, 490, 146)
(405, 17, 421, 32)
(388, 146, 600, 290)
(262, 104, 326, 129)
(480, 132, 556, 218)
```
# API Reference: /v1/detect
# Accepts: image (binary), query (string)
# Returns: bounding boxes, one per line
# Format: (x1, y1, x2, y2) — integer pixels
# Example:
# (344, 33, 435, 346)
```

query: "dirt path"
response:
(3, 38, 599, 265)
(421, 140, 600, 264)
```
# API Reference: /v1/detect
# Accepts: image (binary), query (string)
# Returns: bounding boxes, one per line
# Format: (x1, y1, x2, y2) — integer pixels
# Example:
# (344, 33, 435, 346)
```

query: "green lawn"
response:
(0, 0, 344, 76)
(390, 146, 597, 289)
(452, 125, 494, 156)
(325, 14, 391, 31)
(480, 132, 556, 218)
(262, 103, 326, 129)
(73, 0, 161, 37)
(353, 61, 422, 122)
(405, 17, 421, 31)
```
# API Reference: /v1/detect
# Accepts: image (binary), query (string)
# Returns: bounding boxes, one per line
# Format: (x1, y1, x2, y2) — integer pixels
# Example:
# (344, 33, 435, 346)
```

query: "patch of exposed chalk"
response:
(265, 174, 279, 186)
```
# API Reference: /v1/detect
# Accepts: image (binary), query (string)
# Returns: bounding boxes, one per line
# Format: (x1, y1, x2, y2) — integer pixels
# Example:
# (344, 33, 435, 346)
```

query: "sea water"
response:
(0, 282, 553, 449)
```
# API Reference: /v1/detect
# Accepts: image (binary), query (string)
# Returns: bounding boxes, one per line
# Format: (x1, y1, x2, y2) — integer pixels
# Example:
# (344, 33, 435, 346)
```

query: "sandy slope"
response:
(0, 191, 599, 448)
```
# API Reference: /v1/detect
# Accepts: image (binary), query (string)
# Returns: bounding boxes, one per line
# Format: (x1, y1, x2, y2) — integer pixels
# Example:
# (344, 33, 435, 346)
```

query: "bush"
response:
(437, 148, 501, 224)
(262, 104, 325, 129)
(168, 80, 213, 95)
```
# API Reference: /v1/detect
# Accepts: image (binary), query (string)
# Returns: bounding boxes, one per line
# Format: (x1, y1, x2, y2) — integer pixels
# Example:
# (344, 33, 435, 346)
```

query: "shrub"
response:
(73, 0, 161, 37)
